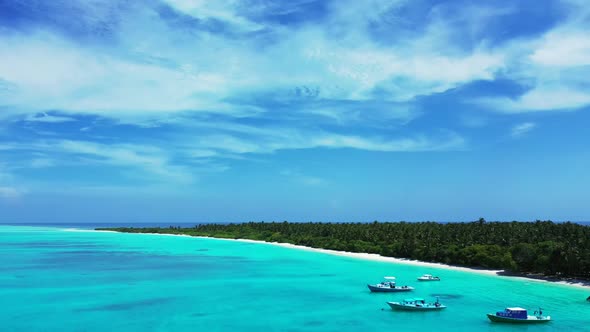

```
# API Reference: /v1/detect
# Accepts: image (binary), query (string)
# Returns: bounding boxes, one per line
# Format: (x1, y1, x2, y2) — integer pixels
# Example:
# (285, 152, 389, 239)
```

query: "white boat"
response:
(367, 276, 414, 292)
(417, 274, 440, 281)
(487, 307, 551, 324)
(387, 297, 446, 311)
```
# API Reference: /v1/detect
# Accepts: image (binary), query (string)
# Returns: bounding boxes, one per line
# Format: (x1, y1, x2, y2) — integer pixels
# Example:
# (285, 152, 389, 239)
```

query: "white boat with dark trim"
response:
(417, 274, 440, 281)
(367, 277, 414, 292)
(387, 297, 446, 311)
(487, 307, 551, 324)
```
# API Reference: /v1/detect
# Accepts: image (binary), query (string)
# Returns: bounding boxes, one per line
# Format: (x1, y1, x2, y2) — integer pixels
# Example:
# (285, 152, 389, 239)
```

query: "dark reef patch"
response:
(77, 297, 175, 312)
(430, 293, 464, 299)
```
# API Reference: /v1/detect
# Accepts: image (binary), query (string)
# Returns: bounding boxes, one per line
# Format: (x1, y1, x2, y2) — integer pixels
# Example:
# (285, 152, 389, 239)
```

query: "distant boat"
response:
(487, 307, 551, 324)
(367, 276, 414, 292)
(387, 297, 446, 311)
(417, 274, 440, 281)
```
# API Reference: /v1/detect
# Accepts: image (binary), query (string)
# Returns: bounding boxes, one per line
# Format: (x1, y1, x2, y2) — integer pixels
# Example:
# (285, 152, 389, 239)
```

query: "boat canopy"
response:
(383, 276, 396, 280)
(422, 274, 432, 277)
(506, 307, 526, 311)
(497, 307, 528, 319)
(404, 298, 424, 302)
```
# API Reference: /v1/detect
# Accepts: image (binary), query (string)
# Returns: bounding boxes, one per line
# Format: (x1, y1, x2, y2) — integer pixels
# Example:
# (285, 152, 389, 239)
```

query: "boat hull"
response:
(487, 314, 551, 324)
(367, 284, 414, 292)
(417, 278, 440, 281)
(387, 302, 446, 311)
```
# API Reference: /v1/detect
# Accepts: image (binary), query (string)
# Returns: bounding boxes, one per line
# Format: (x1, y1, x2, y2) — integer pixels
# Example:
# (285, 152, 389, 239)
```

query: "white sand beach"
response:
(213, 237, 590, 290)
(84, 229, 590, 290)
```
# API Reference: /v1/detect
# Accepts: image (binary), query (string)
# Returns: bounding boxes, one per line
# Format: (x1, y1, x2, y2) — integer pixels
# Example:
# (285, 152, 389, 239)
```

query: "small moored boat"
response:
(387, 297, 446, 311)
(417, 274, 440, 281)
(367, 277, 414, 292)
(487, 307, 551, 324)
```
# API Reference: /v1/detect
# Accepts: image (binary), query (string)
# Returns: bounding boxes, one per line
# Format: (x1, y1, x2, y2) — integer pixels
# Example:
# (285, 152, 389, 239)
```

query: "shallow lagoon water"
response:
(1, 226, 589, 331)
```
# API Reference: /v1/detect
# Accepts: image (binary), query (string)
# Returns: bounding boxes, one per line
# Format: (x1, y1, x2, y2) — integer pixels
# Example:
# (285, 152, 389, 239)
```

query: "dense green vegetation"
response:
(98, 220, 590, 279)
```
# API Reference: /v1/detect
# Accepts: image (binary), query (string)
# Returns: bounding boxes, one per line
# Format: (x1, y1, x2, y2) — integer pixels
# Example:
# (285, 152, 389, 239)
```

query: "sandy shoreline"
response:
(82, 228, 590, 290)
(211, 237, 590, 289)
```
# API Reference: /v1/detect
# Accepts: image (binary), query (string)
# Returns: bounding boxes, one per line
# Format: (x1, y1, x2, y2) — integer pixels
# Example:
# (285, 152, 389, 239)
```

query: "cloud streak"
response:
(0, 165, 25, 199)
(511, 122, 536, 138)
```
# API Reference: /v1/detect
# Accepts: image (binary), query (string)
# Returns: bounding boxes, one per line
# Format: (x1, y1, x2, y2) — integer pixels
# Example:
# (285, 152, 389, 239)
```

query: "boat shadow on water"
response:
(430, 293, 464, 300)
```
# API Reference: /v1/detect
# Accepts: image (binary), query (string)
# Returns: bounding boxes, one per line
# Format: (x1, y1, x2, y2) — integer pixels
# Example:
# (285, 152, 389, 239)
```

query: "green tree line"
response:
(98, 220, 590, 279)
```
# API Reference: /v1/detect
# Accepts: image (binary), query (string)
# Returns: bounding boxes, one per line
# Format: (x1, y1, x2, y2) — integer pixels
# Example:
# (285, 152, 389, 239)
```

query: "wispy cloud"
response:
(0, 165, 25, 199)
(0, 124, 465, 193)
(161, 0, 264, 32)
(0, 139, 195, 185)
(194, 129, 466, 154)
(310, 132, 466, 152)
(0, 0, 508, 122)
(29, 158, 55, 168)
(511, 122, 536, 138)
(55, 140, 194, 184)
(530, 32, 590, 67)
(477, 88, 590, 113)
(280, 169, 327, 187)
(3, 0, 587, 122)
(0, 32, 248, 118)
(475, 0, 590, 113)
(0, 186, 24, 199)
(2, 0, 590, 222)
(24, 112, 77, 123)
(1, 0, 584, 204)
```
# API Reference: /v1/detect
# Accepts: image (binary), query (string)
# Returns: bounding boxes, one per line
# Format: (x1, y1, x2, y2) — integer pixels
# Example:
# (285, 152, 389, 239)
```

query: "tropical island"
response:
(97, 219, 590, 280)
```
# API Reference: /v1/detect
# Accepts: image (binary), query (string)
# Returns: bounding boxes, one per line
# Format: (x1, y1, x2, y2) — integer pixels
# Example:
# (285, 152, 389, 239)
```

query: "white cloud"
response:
(460, 115, 488, 128)
(478, 87, 590, 112)
(196, 129, 465, 154)
(297, 28, 504, 102)
(24, 113, 77, 123)
(280, 169, 326, 187)
(0, 0, 510, 122)
(161, 0, 263, 32)
(165, 116, 468, 155)
(311, 132, 466, 152)
(0, 166, 25, 199)
(0, 186, 24, 199)
(0, 32, 248, 118)
(531, 32, 590, 67)
(477, 0, 590, 113)
(6, 0, 590, 120)
(511, 122, 536, 137)
(2, 126, 465, 178)
(30, 158, 56, 168)
(53, 140, 194, 184)
(190, 149, 218, 158)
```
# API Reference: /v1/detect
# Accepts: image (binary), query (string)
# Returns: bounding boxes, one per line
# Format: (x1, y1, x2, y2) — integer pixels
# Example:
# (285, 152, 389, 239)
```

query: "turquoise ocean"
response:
(1, 225, 589, 331)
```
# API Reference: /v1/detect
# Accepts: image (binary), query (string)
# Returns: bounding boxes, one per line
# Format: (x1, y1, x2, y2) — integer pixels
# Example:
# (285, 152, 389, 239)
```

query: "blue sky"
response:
(1, 0, 589, 223)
